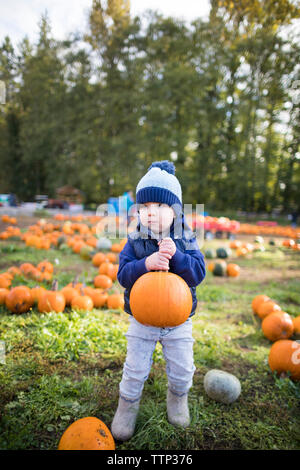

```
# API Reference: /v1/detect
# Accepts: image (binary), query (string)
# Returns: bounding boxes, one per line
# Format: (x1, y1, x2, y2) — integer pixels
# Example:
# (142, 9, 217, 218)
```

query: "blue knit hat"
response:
(136, 160, 182, 207)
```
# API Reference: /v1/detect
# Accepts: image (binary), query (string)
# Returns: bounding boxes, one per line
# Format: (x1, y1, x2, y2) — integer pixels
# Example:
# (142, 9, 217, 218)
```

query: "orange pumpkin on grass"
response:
(207, 262, 215, 272)
(5, 286, 33, 314)
(226, 263, 240, 277)
(99, 262, 118, 280)
(256, 300, 281, 319)
(94, 275, 113, 290)
(84, 288, 108, 308)
(262, 311, 294, 342)
(31, 286, 47, 304)
(0, 275, 12, 289)
(107, 293, 124, 310)
(109, 264, 119, 281)
(71, 289, 94, 311)
(0, 288, 9, 305)
(268, 339, 300, 381)
(236, 247, 248, 257)
(61, 285, 79, 306)
(20, 263, 35, 276)
(58, 417, 115, 450)
(292, 316, 300, 337)
(251, 295, 271, 314)
(130, 271, 192, 328)
(106, 252, 117, 263)
(92, 252, 107, 267)
(7, 266, 21, 276)
(37, 260, 54, 274)
(111, 243, 122, 253)
(38, 280, 65, 313)
(98, 262, 114, 275)
(229, 240, 242, 249)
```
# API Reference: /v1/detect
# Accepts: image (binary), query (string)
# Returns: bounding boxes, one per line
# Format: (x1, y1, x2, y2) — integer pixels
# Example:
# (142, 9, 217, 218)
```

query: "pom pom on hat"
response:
(148, 160, 175, 175)
(136, 159, 182, 206)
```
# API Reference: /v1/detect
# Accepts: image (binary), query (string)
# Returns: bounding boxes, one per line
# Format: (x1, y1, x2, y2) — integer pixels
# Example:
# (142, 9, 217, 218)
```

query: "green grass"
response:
(0, 236, 300, 450)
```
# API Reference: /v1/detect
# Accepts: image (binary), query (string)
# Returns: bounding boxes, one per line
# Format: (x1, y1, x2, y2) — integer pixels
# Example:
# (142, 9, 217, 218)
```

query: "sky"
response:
(0, 0, 211, 48)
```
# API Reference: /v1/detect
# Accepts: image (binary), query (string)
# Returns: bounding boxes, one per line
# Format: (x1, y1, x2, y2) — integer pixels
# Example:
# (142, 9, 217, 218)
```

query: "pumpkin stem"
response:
(51, 279, 58, 291)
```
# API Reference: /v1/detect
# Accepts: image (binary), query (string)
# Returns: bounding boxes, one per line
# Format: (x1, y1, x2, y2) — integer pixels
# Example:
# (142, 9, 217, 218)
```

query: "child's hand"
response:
(145, 251, 169, 271)
(158, 237, 176, 259)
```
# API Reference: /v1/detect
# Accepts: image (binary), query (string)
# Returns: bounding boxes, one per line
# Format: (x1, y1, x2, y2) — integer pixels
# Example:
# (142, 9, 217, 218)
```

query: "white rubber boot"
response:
(167, 389, 190, 428)
(111, 395, 141, 441)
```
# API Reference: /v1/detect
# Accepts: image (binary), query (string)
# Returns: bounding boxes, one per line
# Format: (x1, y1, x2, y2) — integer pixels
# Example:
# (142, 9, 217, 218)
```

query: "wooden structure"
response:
(56, 186, 84, 204)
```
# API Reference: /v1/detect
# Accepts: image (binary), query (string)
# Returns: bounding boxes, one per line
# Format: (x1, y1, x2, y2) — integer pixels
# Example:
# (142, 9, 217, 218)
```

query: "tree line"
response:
(0, 0, 299, 213)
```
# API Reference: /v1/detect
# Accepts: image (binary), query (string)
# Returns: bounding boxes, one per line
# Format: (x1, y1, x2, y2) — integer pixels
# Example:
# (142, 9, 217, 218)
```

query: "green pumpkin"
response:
(57, 235, 67, 247)
(269, 239, 276, 246)
(205, 249, 216, 259)
(80, 245, 93, 260)
(216, 247, 232, 259)
(213, 261, 227, 276)
(254, 236, 264, 244)
(59, 243, 69, 252)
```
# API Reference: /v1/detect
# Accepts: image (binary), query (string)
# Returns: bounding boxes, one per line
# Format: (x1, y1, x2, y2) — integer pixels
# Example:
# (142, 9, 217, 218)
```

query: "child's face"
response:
(139, 202, 174, 234)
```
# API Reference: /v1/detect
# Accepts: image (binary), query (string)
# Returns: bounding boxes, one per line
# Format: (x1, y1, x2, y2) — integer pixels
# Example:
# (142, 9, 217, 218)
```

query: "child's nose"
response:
(148, 205, 157, 216)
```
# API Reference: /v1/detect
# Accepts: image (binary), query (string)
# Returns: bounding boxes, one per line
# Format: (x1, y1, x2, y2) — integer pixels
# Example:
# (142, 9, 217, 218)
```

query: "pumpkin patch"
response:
(0, 210, 299, 451)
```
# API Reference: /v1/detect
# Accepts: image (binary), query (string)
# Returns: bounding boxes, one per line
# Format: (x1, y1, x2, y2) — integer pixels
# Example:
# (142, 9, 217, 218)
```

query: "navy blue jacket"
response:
(117, 213, 206, 318)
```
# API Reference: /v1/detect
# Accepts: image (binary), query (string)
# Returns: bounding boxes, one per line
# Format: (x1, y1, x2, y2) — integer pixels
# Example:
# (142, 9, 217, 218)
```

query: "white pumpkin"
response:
(96, 237, 112, 251)
(204, 369, 241, 404)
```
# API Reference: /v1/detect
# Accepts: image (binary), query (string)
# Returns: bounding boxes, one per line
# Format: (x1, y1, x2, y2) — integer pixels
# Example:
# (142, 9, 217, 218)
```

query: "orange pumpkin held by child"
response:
(130, 271, 192, 328)
(58, 417, 115, 450)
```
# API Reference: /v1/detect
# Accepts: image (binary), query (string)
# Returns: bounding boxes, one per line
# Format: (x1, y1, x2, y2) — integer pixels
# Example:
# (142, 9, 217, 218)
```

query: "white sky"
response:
(0, 0, 211, 48)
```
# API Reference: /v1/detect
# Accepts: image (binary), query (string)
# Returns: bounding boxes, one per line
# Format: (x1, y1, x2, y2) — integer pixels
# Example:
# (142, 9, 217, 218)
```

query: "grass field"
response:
(0, 229, 299, 450)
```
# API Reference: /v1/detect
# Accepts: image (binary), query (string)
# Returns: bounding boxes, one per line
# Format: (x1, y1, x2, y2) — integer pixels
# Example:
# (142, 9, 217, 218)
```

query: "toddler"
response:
(111, 160, 206, 441)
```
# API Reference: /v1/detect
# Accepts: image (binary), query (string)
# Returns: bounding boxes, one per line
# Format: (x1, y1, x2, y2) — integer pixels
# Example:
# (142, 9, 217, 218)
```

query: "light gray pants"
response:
(119, 316, 196, 402)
